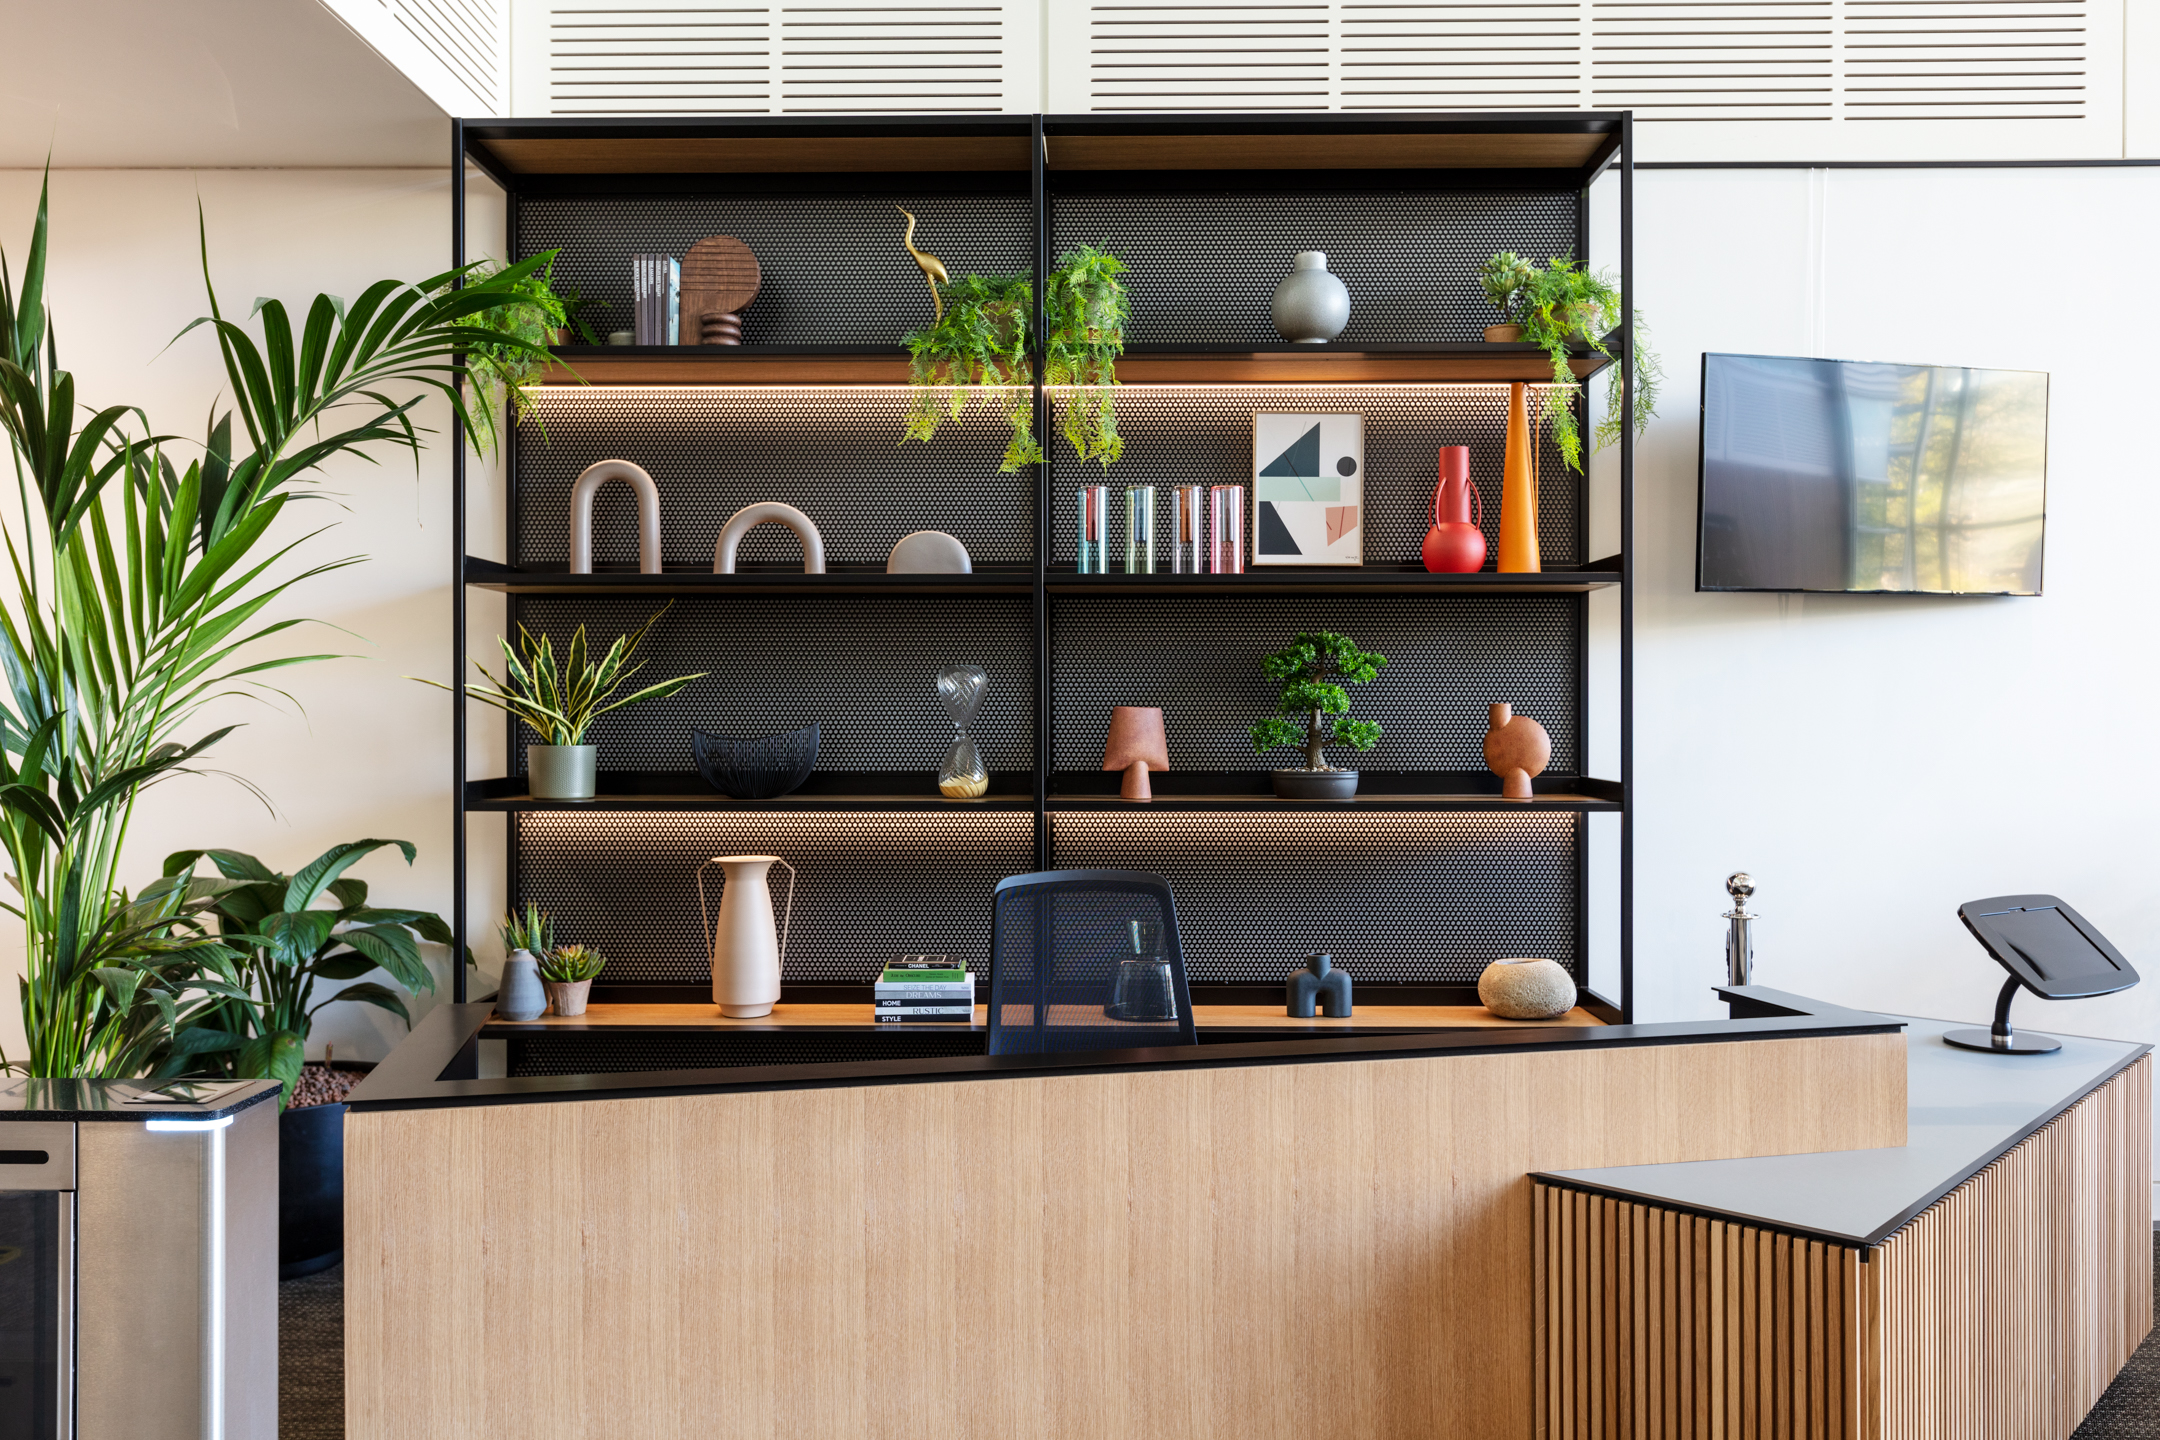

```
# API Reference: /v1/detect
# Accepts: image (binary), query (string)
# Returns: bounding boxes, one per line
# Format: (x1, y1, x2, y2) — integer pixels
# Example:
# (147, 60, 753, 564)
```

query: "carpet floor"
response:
(279, 1237, 2160, 1438)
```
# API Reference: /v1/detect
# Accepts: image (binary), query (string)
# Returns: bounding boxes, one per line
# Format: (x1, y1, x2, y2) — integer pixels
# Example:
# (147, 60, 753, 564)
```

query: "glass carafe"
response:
(936, 664, 990, 798)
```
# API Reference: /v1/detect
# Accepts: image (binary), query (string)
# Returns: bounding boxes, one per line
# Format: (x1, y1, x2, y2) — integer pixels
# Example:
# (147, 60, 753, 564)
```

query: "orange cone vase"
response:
(1497, 382, 1540, 574)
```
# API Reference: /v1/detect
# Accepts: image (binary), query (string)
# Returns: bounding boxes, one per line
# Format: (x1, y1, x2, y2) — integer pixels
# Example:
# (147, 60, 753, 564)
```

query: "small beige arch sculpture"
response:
(713, 502, 826, 575)
(569, 459, 663, 574)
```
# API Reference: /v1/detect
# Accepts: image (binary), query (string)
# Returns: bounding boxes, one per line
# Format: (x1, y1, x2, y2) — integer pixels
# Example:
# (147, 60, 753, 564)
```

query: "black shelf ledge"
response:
(1049, 772, 1621, 811)
(463, 557, 1035, 596)
(464, 771, 1038, 813)
(1046, 565, 1620, 595)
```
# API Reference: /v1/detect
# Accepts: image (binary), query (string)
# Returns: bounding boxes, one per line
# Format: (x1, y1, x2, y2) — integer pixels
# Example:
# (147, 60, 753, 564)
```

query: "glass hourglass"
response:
(935, 664, 990, 799)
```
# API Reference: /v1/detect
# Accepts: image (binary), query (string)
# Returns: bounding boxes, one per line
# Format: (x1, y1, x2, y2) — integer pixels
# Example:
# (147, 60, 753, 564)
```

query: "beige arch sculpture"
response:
(568, 459, 663, 574)
(713, 502, 826, 575)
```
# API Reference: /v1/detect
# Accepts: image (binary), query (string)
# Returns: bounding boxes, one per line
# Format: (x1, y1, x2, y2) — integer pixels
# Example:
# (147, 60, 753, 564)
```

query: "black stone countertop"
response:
(0, 1076, 281, 1121)
(347, 986, 1905, 1113)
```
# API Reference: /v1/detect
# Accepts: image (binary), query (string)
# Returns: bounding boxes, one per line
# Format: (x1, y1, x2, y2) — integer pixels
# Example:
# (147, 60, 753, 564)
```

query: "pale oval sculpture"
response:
(887, 531, 973, 574)
(1478, 957, 1577, 1020)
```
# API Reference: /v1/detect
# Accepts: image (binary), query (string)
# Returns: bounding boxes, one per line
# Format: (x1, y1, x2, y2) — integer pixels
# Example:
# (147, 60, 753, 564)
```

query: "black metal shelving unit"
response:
(448, 112, 1635, 1060)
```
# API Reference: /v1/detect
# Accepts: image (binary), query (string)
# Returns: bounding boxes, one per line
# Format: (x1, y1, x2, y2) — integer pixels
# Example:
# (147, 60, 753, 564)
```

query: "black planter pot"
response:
(279, 1061, 374, 1280)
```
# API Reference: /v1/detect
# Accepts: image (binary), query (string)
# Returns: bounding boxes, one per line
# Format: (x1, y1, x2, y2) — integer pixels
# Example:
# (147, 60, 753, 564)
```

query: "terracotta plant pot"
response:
(545, 979, 593, 1016)
(1484, 324, 1526, 343)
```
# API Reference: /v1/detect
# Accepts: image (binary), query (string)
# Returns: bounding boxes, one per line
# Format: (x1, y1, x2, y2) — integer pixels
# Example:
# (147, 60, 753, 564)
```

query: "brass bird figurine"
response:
(897, 206, 949, 322)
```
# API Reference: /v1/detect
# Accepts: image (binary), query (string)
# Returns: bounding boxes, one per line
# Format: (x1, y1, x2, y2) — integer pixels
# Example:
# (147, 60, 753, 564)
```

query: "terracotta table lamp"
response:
(1483, 702, 1550, 800)
(1103, 707, 1170, 801)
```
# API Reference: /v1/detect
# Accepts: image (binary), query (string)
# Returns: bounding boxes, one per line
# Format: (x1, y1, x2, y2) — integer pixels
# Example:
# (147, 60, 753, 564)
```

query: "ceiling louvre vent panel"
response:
(518, 0, 1036, 114)
(1844, 0, 2088, 122)
(1588, 0, 1832, 122)
(778, 7, 1007, 113)
(1341, 3, 1585, 113)
(1084, 4, 1336, 112)
(395, 0, 511, 112)
(542, 6, 775, 114)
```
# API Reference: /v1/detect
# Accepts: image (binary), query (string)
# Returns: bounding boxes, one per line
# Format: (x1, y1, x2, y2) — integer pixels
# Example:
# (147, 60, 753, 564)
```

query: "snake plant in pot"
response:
(161, 839, 456, 1276)
(416, 603, 707, 801)
(0, 174, 554, 1079)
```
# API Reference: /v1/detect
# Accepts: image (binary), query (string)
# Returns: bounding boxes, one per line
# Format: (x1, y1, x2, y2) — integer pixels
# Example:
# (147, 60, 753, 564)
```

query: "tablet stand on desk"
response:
(1944, 894, 2139, 1055)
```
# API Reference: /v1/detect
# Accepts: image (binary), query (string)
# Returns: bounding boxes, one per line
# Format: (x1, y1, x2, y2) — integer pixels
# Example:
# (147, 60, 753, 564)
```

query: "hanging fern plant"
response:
(1480, 251, 1662, 473)
(900, 244, 1130, 472)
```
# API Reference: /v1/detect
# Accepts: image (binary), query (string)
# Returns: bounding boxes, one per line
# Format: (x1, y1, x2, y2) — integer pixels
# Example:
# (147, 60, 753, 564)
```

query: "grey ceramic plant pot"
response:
(1272, 768, 1360, 800)
(528, 743, 597, 800)
(495, 949, 548, 1021)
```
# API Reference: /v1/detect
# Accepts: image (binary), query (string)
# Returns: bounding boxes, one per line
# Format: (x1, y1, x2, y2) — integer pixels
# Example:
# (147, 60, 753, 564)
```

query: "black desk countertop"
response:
(346, 986, 1905, 1113)
(1539, 1014, 2150, 1247)
(0, 1076, 281, 1122)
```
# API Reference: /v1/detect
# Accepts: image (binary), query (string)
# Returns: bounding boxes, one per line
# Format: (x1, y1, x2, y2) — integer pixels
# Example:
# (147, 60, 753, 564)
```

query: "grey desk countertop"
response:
(1538, 1015, 2149, 1246)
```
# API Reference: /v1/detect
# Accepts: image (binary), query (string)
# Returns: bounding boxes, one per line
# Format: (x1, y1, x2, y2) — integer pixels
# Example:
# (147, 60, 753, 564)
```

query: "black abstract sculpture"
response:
(1286, 952, 1353, 1018)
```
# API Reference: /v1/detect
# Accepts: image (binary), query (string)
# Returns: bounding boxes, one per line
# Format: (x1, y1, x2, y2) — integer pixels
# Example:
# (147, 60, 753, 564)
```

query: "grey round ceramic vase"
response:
(496, 949, 548, 1021)
(1271, 252, 1351, 344)
(528, 743, 597, 800)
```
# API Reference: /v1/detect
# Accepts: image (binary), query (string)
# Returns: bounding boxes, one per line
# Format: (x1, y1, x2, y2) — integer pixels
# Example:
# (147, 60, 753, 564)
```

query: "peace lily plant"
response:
(0, 175, 552, 1078)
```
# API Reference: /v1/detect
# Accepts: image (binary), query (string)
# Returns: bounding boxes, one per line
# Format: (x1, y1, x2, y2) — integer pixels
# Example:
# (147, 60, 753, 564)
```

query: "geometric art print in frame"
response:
(1252, 413, 1363, 566)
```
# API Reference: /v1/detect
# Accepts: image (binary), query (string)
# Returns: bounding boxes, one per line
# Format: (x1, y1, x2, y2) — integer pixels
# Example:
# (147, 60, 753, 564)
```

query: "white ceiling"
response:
(0, 1, 451, 168)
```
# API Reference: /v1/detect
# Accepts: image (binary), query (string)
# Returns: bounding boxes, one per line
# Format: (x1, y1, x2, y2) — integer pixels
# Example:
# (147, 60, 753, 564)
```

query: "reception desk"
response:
(343, 988, 1923, 1439)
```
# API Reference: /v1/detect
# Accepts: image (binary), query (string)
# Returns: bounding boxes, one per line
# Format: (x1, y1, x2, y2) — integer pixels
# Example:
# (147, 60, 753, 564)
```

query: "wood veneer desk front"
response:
(344, 989, 1906, 1440)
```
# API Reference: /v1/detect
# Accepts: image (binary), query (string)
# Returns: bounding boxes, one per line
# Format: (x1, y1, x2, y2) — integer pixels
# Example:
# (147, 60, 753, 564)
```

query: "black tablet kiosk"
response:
(1948, 895, 2140, 1054)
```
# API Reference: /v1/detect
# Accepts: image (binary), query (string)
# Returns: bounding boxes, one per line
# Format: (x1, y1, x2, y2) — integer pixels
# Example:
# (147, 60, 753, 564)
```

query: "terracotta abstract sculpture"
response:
(1483, 702, 1550, 800)
(1102, 706, 1169, 801)
(568, 459, 663, 574)
(713, 502, 826, 574)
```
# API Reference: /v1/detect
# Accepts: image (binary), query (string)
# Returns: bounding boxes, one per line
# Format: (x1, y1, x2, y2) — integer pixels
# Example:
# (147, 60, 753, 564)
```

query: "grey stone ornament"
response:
(887, 531, 973, 574)
(1477, 957, 1577, 1020)
(1270, 251, 1351, 344)
(1286, 952, 1353, 1018)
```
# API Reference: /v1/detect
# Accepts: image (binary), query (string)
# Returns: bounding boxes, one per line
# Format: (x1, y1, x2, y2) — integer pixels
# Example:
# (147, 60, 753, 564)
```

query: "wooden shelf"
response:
(464, 773, 1037, 813)
(1046, 566, 1620, 596)
(534, 342, 1615, 389)
(464, 557, 1034, 596)
(1048, 792, 1621, 813)
(479, 1002, 1606, 1034)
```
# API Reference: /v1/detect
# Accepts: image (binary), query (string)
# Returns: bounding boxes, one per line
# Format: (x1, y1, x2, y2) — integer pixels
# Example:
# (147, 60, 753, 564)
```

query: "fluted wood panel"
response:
(1535, 1056, 2152, 1440)
(346, 1032, 1904, 1440)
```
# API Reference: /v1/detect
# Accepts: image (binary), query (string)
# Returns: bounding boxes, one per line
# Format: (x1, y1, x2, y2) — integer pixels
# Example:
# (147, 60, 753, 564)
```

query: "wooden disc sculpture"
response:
(681, 236, 761, 346)
(1103, 707, 1170, 801)
(1483, 702, 1550, 800)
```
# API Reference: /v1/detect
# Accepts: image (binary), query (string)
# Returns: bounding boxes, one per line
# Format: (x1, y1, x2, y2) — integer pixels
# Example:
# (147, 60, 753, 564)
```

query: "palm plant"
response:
(421, 604, 705, 745)
(162, 840, 455, 1104)
(0, 175, 553, 1077)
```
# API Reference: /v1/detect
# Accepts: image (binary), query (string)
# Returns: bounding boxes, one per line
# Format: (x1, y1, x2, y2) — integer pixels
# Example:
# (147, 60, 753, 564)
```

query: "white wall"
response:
(0, 168, 506, 1069)
(1629, 166, 2160, 1205)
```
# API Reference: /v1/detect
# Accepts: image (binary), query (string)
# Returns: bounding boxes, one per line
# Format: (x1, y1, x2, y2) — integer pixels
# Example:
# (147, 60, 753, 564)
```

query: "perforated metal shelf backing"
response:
(509, 595, 1035, 773)
(1051, 594, 1577, 774)
(1051, 812, 1578, 985)
(518, 194, 1030, 350)
(508, 1031, 986, 1077)
(517, 390, 1034, 570)
(1050, 191, 1580, 348)
(1049, 386, 1578, 570)
(514, 812, 1035, 984)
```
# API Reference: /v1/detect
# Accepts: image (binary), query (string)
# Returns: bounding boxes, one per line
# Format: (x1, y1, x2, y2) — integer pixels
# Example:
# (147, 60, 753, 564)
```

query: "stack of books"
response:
(632, 254, 680, 345)
(873, 956, 975, 1024)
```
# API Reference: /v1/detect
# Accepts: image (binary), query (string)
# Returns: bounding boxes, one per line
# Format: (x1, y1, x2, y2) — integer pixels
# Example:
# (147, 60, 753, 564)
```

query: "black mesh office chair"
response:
(987, 870, 1197, 1056)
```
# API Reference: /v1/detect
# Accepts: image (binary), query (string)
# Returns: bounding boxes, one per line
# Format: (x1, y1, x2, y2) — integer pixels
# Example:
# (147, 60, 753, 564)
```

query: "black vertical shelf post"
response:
(1032, 115, 1051, 873)
(1618, 113, 1637, 1023)
(450, 118, 470, 1005)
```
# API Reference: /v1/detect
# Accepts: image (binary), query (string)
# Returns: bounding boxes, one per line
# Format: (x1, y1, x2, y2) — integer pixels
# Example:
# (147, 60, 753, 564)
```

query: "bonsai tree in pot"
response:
(1249, 631, 1387, 799)
(1478, 250, 1663, 473)
(418, 603, 706, 801)
(161, 838, 459, 1278)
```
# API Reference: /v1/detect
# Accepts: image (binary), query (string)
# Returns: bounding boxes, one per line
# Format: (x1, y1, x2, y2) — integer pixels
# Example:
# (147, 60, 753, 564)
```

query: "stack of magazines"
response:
(873, 956, 975, 1024)
(632, 254, 680, 345)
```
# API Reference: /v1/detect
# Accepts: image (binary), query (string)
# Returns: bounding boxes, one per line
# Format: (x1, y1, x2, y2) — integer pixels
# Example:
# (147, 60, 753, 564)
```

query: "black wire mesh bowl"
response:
(692, 723, 820, 799)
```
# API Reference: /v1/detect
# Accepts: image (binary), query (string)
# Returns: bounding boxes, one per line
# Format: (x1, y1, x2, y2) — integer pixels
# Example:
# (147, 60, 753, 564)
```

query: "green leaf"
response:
(322, 981, 412, 1027)
(283, 838, 414, 913)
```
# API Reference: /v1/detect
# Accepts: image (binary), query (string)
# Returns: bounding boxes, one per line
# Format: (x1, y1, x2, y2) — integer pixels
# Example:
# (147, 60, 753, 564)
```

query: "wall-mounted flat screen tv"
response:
(1697, 353, 2047, 595)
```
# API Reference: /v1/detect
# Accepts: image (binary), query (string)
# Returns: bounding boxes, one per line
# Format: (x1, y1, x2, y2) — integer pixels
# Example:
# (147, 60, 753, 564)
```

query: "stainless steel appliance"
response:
(0, 1079, 278, 1440)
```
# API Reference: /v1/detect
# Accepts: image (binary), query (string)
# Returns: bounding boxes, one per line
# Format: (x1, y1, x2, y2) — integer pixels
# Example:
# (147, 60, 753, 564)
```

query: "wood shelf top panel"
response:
(480, 1002, 1604, 1033)
(1044, 130, 1612, 173)
(1046, 792, 1621, 812)
(464, 558, 1035, 596)
(535, 344, 1613, 388)
(481, 134, 1035, 176)
(1045, 568, 1620, 595)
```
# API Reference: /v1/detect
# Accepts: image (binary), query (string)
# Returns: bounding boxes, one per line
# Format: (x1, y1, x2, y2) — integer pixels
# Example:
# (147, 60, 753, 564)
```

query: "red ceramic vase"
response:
(1422, 445, 1487, 573)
